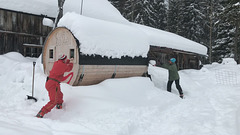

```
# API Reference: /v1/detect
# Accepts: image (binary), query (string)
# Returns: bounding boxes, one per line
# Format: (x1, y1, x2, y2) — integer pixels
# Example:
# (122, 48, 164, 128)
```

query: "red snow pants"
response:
(41, 80, 63, 114)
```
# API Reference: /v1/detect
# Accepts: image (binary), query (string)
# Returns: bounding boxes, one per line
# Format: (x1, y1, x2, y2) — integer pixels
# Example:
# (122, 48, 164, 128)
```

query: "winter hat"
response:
(170, 58, 176, 63)
(58, 54, 67, 60)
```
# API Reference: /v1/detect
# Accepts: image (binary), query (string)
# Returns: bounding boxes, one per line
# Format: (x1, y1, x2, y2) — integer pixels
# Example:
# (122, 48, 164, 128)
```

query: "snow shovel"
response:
(27, 61, 37, 102)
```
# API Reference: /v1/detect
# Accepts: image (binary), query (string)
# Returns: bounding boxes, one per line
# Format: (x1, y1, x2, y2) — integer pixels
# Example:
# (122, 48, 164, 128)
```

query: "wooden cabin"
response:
(0, 8, 54, 57)
(133, 23, 208, 70)
(148, 46, 204, 69)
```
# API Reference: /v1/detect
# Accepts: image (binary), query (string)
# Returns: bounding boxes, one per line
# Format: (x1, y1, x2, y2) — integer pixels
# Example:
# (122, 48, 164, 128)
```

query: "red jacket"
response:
(49, 59, 73, 82)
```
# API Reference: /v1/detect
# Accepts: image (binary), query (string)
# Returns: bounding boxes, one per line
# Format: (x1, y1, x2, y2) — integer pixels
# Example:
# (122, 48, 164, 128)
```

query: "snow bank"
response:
(221, 58, 237, 65)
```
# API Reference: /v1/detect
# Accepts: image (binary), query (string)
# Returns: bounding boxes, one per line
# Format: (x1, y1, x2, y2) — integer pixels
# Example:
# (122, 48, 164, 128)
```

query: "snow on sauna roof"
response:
(58, 12, 207, 58)
(0, 0, 128, 24)
(132, 23, 208, 56)
(58, 12, 149, 58)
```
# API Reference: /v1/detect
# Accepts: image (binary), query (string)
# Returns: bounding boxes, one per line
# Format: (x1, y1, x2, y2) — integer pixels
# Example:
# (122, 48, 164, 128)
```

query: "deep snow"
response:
(0, 52, 240, 135)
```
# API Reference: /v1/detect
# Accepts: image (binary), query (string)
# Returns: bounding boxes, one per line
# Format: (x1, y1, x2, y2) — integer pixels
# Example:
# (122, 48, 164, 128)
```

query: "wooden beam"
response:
(0, 30, 46, 38)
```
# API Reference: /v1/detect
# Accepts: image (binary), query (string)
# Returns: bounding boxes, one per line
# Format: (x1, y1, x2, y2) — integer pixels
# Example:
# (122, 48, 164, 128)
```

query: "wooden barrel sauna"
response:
(43, 27, 148, 86)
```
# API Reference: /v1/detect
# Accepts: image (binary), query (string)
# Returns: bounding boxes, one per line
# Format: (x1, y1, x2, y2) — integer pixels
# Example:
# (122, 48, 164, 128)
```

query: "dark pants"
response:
(167, 79, 183, 95)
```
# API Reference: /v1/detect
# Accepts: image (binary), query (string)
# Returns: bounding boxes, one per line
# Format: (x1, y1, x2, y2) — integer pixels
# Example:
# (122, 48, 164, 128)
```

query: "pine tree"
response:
(153, 0, 167, 30)
(175, 0, 207, 44)
(214, 0, 240, 62)
(109, 0, 167, 30)
(201, 0, 223, 63)
(108, 0, 127, 14)
(213, 22, 234, 62)
(167, 0, 181, 33)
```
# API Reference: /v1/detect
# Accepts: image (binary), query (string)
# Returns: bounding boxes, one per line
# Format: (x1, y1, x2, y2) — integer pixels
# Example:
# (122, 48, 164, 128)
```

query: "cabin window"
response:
(70, 49, 74, 58)
(23, 44, 42, 58)
(49, 49, 53, 59)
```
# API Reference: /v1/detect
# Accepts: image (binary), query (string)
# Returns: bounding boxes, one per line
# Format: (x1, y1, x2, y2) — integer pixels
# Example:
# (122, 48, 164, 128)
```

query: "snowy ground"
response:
(0, 52, 240, 135)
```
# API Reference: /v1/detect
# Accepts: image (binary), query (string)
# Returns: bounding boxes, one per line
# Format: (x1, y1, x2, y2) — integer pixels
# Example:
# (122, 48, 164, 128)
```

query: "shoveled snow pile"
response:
(0, 52, 240, 135)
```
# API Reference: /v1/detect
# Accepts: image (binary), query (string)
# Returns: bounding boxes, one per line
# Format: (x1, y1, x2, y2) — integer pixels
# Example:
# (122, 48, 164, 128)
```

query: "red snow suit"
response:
(41, 59, 73, 114)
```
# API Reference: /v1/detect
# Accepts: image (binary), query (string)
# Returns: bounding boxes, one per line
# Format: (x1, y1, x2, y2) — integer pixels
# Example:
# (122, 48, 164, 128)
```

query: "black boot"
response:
(36, 110, 45, 118)
(56, 103, 62, 109)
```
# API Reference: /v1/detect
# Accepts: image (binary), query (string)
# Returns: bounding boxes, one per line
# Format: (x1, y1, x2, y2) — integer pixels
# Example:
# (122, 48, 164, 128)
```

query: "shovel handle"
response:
(32, 62, 36, 96)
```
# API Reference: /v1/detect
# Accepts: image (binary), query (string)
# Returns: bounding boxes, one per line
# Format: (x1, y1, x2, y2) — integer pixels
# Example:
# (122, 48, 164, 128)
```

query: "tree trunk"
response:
(234, 21, 239, 63)
(55, 0, 65, 28)
(209, 0, 213, 63)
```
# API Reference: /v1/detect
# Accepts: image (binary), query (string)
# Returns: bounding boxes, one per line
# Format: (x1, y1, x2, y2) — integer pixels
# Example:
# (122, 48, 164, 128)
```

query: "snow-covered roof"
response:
(58, 12, 207, 58)
(58, 12, 149, 58)
(0, 0, 128, 24)
(133, 23, 207, 55)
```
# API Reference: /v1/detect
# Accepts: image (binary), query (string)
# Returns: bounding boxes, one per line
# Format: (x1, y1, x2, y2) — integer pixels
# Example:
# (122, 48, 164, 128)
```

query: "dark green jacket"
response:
(162, 63, 180, 81)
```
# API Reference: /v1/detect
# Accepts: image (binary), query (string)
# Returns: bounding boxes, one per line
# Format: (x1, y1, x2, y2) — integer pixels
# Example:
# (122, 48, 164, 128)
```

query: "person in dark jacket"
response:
(36, 54, 73, 118)
(162, 58, 184, 98)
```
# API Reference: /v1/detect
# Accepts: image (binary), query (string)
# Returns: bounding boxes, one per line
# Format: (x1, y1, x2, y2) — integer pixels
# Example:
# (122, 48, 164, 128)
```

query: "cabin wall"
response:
(75, 65, 148, 86)
(75, 51, 149, 85)
(148, 45, 201, 70)
(0, 8, 54, 57)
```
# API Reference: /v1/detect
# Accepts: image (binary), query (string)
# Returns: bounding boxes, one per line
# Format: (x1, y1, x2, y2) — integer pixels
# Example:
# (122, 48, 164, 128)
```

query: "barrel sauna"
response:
(43, 27, 148, 86)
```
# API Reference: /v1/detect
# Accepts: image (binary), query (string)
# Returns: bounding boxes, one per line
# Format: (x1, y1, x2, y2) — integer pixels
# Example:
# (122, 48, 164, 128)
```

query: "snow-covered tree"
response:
(108, 0, 127, 14)
(214, 0, 240, 62)
(151, 0, 167, 30)
(174, 0, 206, 44)
(167, 0, 181, 33)
(109, 0, 167, 30)
(108, 0, 239, 63)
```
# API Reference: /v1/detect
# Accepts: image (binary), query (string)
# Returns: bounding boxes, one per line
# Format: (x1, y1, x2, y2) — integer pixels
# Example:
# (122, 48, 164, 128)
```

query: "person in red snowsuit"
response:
(36, 54, 73, 118)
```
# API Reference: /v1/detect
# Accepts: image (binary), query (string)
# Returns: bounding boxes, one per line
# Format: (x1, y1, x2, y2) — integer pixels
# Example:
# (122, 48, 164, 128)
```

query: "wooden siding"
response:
(0, 8, 54, 56)
(148, 45, 201, 70)
(75, 65, 147, 86)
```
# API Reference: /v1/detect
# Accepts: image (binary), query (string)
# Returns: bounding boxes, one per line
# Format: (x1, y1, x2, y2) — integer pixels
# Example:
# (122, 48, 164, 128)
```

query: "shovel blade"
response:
(27, 95, 37, 102)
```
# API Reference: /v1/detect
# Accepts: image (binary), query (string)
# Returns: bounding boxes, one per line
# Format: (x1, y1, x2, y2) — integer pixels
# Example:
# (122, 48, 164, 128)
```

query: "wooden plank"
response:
(75, 65, 147, 86)
(6, 11, 13, 31)
(12, 12, 17, 32)
(0, 10, 4, 29)
(0, 33, 3, 54)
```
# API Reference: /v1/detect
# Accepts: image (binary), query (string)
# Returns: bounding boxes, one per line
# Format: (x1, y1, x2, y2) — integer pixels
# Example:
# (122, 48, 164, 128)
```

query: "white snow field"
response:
(0, 52, 240, 135)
